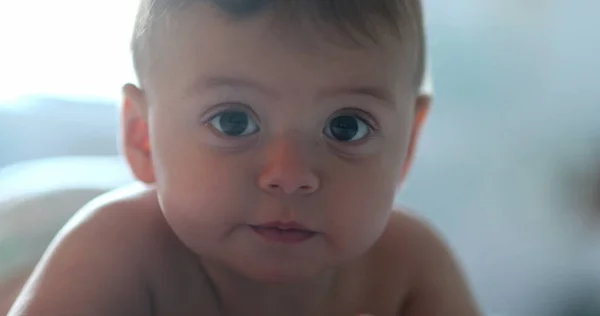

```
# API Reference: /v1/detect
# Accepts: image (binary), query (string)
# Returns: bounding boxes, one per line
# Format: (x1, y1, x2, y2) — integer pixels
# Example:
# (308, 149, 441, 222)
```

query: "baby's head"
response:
(123, 0, 429, 282)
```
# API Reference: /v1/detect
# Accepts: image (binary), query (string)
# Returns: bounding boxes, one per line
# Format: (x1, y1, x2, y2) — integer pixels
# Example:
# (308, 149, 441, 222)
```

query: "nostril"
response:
(299, 185, 312, 191)
(259, 175, 319, 195)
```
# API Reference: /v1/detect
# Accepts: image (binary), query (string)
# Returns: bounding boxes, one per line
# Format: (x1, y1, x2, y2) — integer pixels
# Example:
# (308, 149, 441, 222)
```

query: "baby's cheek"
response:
(323, 177, 395, 258)
(329, 161, 398, 214)
(155, 156, 255, 250)
(157, 187, 230, 254)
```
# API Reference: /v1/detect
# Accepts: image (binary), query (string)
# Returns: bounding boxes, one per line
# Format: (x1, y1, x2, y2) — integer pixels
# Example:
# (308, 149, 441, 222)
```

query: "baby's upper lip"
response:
(251, 221, 313, 231)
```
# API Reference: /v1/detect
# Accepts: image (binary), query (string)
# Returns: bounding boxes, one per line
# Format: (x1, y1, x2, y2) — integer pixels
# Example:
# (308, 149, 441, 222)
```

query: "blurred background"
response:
(1, 0, 599, 315)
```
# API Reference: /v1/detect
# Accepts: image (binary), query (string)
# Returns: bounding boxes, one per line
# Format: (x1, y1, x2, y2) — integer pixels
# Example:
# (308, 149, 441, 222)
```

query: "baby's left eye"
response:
(323, 114, 370, 142)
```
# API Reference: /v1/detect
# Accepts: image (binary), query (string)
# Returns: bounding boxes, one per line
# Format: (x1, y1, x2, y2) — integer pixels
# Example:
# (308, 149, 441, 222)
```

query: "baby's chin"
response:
(227, 257, 336, 284)
(213, 243, 372, 285)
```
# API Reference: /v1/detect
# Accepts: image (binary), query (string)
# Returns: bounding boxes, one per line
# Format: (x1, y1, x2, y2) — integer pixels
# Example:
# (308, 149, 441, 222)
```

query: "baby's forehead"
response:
(145, 12, 422, 105)
(132, 0, 427, 91)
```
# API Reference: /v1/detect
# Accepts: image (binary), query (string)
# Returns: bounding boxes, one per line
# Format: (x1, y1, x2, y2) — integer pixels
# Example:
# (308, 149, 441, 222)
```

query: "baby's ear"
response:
(121, 83, 156, 184)
(399, 94, 430, 185)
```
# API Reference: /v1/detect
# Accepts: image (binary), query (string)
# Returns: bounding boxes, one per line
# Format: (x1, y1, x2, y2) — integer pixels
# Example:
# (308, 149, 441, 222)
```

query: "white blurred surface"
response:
(0, 0, 139, 100)
(0, 156, 133, 282)
(0, 156, 132, 201)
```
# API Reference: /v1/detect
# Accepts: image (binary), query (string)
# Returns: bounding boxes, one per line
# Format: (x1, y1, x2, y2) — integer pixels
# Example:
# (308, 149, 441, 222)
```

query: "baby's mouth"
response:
(249, 222, 316, 244)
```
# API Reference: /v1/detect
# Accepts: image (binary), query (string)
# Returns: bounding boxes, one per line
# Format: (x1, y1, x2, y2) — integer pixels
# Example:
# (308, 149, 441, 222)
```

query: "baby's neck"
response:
(200, 260, 338, 316)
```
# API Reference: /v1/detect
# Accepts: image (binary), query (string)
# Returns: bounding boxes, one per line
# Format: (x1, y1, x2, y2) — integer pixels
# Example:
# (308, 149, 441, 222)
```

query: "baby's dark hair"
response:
(131, 0, 427, 90)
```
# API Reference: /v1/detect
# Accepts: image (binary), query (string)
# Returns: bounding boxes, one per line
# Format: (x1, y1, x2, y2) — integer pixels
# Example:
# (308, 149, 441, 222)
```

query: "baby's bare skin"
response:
(10, 185, 479, 316)
(11, 2, 481, 314)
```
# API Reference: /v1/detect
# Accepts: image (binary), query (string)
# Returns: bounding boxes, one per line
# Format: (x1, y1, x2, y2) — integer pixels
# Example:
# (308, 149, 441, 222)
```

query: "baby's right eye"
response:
(208, 110, 260, 137)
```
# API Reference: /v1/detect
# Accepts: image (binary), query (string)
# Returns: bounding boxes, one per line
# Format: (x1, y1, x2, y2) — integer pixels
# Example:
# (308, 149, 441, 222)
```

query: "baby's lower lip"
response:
(250, 226, 316, 244)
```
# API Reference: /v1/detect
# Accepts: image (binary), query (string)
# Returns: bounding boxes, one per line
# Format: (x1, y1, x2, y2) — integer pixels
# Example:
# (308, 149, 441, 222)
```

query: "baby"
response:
(9, 0, 481, 315)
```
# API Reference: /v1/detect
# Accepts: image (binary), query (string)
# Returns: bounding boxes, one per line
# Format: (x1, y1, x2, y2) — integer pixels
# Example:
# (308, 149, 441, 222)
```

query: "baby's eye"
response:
(208, 110, 259, 137)
(324, 114, 370, 142)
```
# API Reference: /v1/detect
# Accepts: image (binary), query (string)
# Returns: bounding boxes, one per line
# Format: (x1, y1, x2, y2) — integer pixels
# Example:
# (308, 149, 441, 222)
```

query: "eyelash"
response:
(202, 103, 255, 122)
(332, 108, 380, 132)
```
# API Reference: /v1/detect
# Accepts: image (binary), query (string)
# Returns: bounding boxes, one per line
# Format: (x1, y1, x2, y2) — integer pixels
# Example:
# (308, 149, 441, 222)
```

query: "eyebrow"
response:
(185, 76, 277, 97)
(317, 85, 395, 107)
(186, 76, 395, 107)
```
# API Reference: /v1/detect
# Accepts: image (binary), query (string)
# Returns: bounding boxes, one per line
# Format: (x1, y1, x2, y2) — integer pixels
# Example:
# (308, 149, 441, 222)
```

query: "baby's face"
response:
(128, 3, 426, 282)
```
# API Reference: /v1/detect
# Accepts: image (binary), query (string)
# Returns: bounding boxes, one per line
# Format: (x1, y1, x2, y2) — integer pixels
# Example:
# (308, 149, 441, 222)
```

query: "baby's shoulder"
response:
(61, 184, 170, 258)
(364, 210, 481, 315)
(371, 210, 447, 271)
(362, 211, 448, 295)
(9, 185, 185, 315)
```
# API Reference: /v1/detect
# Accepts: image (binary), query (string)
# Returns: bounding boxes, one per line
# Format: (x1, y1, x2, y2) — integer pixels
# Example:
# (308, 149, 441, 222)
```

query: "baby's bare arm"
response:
(399, 216, 481, 316)
(8, 193, 155, 316)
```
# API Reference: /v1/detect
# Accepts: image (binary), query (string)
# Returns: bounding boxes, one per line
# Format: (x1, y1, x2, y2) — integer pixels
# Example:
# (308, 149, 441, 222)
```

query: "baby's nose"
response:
(258, 140, 320, 196)
(259, 168, 320, 195)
